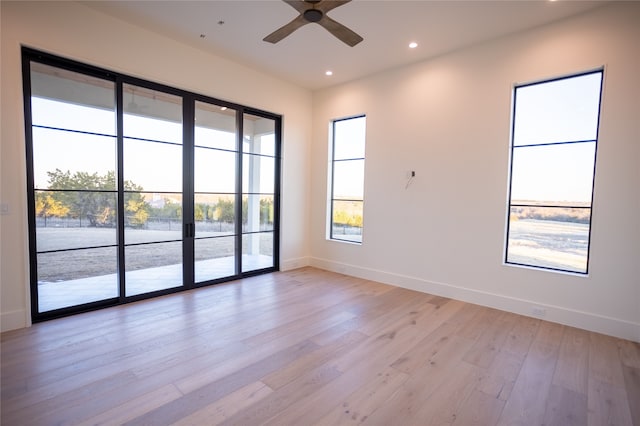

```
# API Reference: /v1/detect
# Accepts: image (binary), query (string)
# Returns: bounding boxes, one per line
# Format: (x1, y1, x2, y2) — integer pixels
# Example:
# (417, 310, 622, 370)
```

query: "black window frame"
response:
(329, 114, 366, 244)
(504, 69, 604, 275)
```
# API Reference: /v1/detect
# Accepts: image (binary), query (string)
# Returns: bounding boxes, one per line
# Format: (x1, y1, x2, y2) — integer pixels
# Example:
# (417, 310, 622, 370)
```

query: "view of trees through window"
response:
(329, 115, 366, 243)
(506, 70, 603, 274)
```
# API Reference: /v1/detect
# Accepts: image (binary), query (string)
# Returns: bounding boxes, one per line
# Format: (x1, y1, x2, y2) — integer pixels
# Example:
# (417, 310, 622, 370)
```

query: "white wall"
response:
(310, 3, 640, 342)
(0, 1, 312, 331)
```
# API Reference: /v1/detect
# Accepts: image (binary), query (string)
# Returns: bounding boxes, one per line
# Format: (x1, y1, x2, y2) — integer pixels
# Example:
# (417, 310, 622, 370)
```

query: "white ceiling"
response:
(83, 0, 606, 91)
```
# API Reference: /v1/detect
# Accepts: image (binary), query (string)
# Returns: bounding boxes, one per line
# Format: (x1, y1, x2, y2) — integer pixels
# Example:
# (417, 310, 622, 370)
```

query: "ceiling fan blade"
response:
(318, 15, 363, 47)
(263, 15, 309, 44)
(316, 0, 352, 14)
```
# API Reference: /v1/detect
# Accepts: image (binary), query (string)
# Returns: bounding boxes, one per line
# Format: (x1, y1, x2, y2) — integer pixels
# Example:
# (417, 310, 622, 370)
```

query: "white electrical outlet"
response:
(531, 306, 546, 317)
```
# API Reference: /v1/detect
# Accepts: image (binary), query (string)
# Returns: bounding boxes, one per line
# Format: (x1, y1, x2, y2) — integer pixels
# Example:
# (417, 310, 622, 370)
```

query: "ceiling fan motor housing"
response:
(304, 9, 323, 22)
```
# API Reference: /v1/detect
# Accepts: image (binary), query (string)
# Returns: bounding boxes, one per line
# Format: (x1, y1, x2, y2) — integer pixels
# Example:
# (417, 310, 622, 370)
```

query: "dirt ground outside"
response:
(36, 226, 273, 282)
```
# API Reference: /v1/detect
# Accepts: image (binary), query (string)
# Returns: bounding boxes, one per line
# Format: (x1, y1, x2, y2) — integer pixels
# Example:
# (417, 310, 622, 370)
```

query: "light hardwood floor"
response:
(2, 267, 639, 425)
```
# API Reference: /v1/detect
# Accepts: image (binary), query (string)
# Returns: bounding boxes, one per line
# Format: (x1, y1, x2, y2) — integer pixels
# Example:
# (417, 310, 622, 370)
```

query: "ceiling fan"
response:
(264, 0, 363, 47)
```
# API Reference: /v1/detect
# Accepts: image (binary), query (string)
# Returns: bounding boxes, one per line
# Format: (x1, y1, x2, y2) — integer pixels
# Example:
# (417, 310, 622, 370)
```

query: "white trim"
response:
(310, 257, 640, 343)
(1, 309, 28, 332)
(280, 256, 311, 271)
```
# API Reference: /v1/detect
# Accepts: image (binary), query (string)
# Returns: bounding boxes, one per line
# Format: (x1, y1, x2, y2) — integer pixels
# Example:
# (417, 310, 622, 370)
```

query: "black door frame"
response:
(22, 47, 281, 322)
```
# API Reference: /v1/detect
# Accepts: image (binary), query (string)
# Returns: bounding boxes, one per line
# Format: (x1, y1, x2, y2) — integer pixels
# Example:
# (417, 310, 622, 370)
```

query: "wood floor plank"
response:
(462, 316, 516, 369)
(172, 381, 272, 426)
(78, 384, 184, 426)
(476, 351, 524, 402)
(618, 339, 640, 369)
(175, 338, 319, 395)
(590, 332, 627, 386)
(331, 298, 464, 376)
(353, 288, 438, 337)
(501, 314, 540, 360)
(553, 326, 590, 395)
(311, 366, 410, 425)
(497, 321, 564, 426)
(621, 365, 640, 426)
(260, 359, 391, 425)
(218, 363, 342, 425)
(261, 330, 367, 390)
(389, 320, 459, 374)
(2, 370, 138, 425)
(408, 360, 485, 425)
(451, 388, 506, 426)
(587, 377, 634, 426)
(4, 323, 245, 409)
(126, 339, 321, 425)
(362, 334, 477, 425)
(542, 384, 588, 426)
(456, 306, 504, 341)
(1, 267, 637, 426)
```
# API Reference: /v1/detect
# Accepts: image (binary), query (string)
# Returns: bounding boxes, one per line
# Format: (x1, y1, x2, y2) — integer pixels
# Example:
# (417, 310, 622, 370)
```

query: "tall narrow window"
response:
(505, 70, 603, 274)
(329, 115, 366, 243)
(241, 113, 279, 272)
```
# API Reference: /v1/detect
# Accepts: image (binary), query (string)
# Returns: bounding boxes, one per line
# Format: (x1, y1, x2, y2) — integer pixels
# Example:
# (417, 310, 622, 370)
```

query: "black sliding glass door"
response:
(23, 48, 281, 321)
(122, 83, 185, 297)
(28, 62, 119, 313)
(193, 101, 238, 283)
(242, 113, 278, 273)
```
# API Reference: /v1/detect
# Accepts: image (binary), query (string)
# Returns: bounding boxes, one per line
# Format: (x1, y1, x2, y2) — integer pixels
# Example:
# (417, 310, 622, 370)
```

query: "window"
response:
(329, 115, 366, 243)
(23, 48, 281, 321)
(505, 70, 603, 274)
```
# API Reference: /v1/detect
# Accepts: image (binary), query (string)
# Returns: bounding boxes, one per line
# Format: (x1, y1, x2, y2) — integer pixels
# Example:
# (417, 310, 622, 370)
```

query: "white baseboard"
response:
(309, 257, 640, 343)
(1, 309, 28, 332)
(280, 256, 311, 272)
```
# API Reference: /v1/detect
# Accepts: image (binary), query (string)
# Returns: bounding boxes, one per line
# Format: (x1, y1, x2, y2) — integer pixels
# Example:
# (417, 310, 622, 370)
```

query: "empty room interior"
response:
(1, 1, 639, 424)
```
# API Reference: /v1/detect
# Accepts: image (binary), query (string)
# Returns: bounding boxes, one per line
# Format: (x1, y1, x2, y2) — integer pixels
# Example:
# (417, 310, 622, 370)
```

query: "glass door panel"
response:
(123, 83, 183, 296)
(242, 113, 276, 272)
(193, 101, 238, 283)
(29, 62, 119, 312)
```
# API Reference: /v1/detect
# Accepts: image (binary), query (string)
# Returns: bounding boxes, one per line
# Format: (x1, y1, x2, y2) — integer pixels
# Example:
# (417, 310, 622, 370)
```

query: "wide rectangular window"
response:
(329, 115, 366, 243)
(505, 70, 603, 274)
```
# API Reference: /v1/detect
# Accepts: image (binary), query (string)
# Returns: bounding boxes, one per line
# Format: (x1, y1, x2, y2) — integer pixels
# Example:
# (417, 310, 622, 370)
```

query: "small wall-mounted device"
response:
(405, 171, 416, 189)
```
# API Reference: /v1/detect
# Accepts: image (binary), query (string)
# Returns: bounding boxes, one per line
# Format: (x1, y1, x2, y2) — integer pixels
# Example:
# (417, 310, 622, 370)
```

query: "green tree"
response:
(216, 199, 235, 223)
(157, 200, 182, 219)
(260, 198, 274, 225)
(35, 192, 70, 226)
(46, 169, 149, 227)
(195, 203, 205, 221)
(333, 209, 349, 226)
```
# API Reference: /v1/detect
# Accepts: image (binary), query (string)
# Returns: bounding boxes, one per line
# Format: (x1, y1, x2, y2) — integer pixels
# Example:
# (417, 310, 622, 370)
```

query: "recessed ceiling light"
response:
(409, 42, 418, 49)
(325, 70, 333, 76)
(220, 106, 227, 111)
